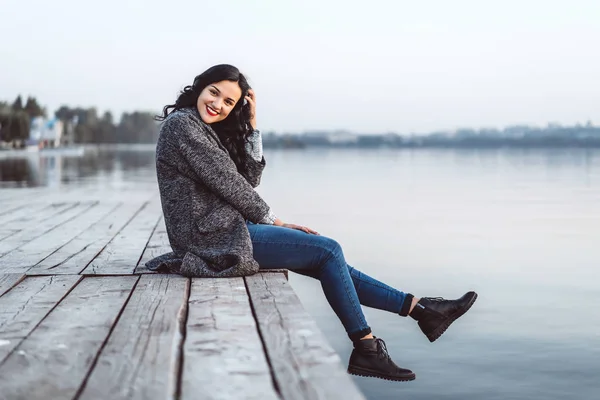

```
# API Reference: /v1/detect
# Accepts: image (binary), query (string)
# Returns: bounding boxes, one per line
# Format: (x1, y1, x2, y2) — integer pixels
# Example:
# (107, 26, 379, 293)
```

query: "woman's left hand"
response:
(245, 89, 257, 130)
(282, 223, 320, 235)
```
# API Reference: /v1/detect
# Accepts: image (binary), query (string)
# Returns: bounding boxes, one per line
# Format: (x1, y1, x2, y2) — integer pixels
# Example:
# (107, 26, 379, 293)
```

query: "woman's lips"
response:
(206, 105, 219, 117)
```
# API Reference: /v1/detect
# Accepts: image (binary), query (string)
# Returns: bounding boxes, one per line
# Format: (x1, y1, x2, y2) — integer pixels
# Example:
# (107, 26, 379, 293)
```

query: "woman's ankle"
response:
(409, 297, 421, 314)
(360, 333, 374, 340)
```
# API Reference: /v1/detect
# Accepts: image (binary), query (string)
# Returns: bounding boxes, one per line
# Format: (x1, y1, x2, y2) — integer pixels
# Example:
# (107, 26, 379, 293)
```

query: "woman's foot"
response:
(347, 337, 416, 381)
(410, 291, 478, 342)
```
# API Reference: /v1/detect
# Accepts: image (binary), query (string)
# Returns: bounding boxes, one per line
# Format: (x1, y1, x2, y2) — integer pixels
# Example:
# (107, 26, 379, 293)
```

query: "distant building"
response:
(29, 117, 64, 148)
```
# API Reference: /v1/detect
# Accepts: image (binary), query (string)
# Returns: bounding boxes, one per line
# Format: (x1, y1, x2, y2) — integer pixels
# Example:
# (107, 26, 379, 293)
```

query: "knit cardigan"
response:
(145, 107, 271, 277)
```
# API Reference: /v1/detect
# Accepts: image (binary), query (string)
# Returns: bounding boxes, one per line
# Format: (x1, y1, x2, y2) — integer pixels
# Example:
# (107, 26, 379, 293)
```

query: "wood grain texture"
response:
(246, 273, 365, 400)
(82, 201, 162, 275)
(79, 275, 188, 400)
(0, 276, 138, 400)
(26, 202, 144, 275)
(260, 269, 289, 280)
(134, 217, 171, 274)
(0, 202, 73, 242)
(0, 275, 81, 364)
(0, 202, 97, 257)
(0, 202, 44, 225)
(181, 277, 279, 400)
(0, 202, 118, 273)
(0, 273, 24, 297)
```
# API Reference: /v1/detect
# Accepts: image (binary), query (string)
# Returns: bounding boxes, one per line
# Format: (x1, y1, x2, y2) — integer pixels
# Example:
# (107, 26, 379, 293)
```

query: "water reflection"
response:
(0, 145, 157, 188)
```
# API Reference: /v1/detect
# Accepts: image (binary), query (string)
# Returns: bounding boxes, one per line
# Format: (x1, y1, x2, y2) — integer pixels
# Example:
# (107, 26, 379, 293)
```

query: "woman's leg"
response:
(248, 222, 371, 341)
(346, 265, 414, 316)
(248, 223, 414, 316)
(247, 223, 414, 340)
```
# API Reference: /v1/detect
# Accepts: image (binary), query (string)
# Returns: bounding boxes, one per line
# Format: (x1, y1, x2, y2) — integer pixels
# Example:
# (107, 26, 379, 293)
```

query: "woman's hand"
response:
(274, 218, 319, 235)
(245, 89, 257, 130)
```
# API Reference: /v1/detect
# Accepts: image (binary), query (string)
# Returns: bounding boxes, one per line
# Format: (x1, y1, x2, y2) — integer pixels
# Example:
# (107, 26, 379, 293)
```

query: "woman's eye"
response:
(209, 90, 217, 96)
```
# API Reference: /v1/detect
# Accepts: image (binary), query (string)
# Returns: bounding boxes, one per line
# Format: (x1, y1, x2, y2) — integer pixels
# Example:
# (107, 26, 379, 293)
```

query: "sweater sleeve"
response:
(169, 117, 273, 223)
(245, 129, 263, 161)
(258, 209, 278, 225)
(243, 129, 266, 188)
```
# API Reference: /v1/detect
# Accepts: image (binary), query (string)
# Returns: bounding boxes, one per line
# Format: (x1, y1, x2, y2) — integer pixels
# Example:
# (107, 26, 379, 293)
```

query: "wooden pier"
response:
(0, 187, 365, 400)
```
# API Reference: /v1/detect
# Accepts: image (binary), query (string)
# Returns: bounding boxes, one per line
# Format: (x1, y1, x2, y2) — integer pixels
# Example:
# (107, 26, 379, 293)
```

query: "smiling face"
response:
(196, 80, 243, 124)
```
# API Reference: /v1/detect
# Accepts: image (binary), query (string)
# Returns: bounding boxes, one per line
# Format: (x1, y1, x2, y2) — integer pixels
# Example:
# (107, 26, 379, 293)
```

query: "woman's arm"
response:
(244, 129, 267, 188)
(168, 115, 272, 224)
(246, 129, 263, 162)
(243, 90, 266, 188)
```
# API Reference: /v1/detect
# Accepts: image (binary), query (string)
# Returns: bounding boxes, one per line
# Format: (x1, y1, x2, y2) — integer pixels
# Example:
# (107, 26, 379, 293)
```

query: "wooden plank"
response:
(0, 202, 73, 240)
(26, 202, 145, 275)
(0, 273, 24, 297)
(134, 217, 171, 274)
(261, 269, 289, 280)
(0, 202, 118, 274)
(0, 202, 97, 257)
(246, 273, 365, 400)
(0, 189, 46, 204)
(0, 203, 26, 218)
(0, 202, 73, 229)
(0, 275, 81, 364)
(79, 275, 188, 400)
(0, 276, 138, 400)
(82, 201, 162, 275)
(181, 278, 279, 400)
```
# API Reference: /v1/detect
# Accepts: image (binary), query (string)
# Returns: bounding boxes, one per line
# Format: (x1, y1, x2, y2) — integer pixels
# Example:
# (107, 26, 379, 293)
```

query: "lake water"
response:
(1, 147, 599, 399)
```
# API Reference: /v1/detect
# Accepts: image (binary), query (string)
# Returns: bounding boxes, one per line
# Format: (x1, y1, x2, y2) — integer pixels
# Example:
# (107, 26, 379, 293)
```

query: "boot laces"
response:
(375, 338, 392, 361)
(423, 296, 445, 303)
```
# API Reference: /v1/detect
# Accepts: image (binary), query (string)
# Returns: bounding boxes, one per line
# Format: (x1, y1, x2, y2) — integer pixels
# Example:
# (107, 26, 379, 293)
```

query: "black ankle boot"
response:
(410, 291, 477, 342)
(347, 337, 416, 381)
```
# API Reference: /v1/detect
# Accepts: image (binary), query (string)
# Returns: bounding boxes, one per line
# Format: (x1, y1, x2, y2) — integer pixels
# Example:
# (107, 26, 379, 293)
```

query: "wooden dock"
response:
(0, 188, 366, 400)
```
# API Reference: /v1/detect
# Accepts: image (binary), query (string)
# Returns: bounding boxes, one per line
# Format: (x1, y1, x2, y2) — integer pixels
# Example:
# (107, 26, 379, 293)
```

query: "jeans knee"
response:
(321, 237, 344, 264)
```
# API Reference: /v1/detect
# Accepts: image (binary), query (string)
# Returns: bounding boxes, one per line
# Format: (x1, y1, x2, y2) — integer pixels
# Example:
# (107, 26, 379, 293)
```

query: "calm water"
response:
(1, 147, 599, 399)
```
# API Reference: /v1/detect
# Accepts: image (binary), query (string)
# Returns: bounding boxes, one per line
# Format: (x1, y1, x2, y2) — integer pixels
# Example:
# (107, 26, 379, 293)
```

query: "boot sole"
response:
(347, 365, 416, 382)
(427, 291, 478, 343)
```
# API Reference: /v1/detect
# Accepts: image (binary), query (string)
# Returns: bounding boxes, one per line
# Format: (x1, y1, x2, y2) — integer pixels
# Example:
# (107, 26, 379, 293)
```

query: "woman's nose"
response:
(212, 98, 223, 109)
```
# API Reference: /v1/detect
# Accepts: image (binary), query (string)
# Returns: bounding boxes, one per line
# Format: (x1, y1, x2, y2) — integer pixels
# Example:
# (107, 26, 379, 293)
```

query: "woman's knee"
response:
(319, 236, 345, 264)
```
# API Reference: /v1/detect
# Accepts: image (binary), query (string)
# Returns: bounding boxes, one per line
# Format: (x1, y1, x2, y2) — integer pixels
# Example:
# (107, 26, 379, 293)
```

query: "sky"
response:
(1, 0, 599, 134)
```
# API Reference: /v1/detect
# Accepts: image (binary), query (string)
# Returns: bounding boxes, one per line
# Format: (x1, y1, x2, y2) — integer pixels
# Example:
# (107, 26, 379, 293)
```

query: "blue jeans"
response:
(247, 223, 414, 342)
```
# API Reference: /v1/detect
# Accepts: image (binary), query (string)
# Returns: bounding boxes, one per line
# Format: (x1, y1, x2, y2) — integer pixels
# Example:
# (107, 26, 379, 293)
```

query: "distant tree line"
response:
(1, 95, 159, 147)
(54, 106, 159, 144)
(263, 122, 600, 149)
(3, 94, 599, 149)
(0, 96, 45, 145)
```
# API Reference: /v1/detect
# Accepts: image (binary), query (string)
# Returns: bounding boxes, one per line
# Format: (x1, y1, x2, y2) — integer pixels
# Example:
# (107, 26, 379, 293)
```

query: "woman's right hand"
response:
(274, 218, 319, 235)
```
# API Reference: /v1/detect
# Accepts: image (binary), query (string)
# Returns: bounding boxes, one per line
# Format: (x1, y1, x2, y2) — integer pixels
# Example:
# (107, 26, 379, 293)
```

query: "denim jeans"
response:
(247, 223, 414, 341)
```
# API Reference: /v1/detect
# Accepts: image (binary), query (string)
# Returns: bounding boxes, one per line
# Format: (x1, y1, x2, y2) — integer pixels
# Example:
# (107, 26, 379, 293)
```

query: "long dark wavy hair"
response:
(156, 64, 255, 180)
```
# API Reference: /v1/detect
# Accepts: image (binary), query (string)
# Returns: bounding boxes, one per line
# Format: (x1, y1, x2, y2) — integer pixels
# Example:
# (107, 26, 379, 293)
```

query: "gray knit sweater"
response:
(145, 107, 272, 277)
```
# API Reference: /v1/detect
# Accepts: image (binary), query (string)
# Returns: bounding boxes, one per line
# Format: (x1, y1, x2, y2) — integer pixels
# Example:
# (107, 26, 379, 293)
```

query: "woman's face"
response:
(196, 80, 242, 124)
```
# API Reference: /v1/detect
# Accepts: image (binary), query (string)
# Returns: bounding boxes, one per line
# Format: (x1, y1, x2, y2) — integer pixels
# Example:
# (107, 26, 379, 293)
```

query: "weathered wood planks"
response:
(26, 202, 145, 275)
(0, 202, 97, 257)
(0, 202, 118, 273)
(181, 277, 279, 400)
(246, 272, 366, 400)
(0, 202, 74, 243)
(82, 201, 162, 275)
(0, 273, 24, 296)
(79, 275, 188, 400)
(0, 275, 81, 364)
(0, 276, 138, 400)
(135, 217, 171, 274)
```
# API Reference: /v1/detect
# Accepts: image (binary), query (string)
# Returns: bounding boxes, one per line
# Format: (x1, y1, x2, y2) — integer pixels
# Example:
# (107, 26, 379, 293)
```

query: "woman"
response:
(147, 64, 477, 382)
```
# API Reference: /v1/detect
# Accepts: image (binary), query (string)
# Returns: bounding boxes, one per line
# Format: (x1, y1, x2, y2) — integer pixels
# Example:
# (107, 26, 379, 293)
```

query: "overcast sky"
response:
(1, 0, 599, 133)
